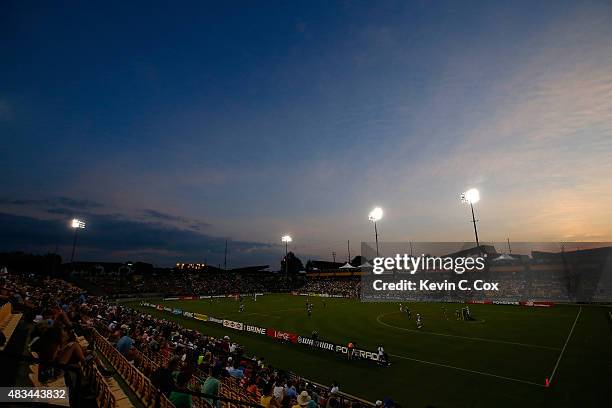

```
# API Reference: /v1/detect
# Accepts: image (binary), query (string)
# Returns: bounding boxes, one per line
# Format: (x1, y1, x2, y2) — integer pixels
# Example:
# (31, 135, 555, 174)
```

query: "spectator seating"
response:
(0, 302, 22, 351)
(92, 329, 174, 408)
(27, 351, 70, 407)
(85, 362, 134, 408)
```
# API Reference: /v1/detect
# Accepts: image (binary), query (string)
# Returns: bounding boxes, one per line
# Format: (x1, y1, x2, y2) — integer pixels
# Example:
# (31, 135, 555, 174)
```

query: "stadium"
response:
(2, 1, 612, 407)
(1, 245, 611, 407)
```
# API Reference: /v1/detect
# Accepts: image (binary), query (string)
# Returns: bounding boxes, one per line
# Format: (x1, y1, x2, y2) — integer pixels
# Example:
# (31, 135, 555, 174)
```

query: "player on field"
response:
(347, 342, 355, 360)
(405, 306, 411, 320)
(311, 328, 319, 341)
(416, 313, 423, 329)
(455, 309, 461, 320)
(377, 344, 386, 365)
(307, 303, 313, 317)
(441, 305, 448, 320)
(239, 303, 245, 313)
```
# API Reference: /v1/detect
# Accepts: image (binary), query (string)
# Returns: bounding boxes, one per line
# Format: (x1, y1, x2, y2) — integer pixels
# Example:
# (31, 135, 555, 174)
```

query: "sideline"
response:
(548, 306, 582, 385)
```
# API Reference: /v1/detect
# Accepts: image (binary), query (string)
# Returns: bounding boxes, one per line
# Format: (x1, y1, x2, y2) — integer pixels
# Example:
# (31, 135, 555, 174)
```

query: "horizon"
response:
(1, 0, 612, 267)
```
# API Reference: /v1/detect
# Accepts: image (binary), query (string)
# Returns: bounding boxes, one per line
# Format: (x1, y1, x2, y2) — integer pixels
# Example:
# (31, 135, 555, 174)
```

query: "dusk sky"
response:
(1, 1, 611, 267)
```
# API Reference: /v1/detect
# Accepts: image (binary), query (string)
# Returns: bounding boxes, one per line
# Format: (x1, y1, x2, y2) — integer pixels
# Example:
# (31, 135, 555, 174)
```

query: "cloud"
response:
(57, 197, 104, 210)
(0, 196, 104, 210)
(0, 211, 273, 267)
(140, 209, 211, 229)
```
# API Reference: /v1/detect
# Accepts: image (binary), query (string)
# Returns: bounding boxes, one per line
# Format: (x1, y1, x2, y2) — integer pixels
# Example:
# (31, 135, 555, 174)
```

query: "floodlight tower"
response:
(460, 189, 480, 249)
(70, 218, 86, 264)
(368, 207, 383, 257)
(281, 235, 292, 279)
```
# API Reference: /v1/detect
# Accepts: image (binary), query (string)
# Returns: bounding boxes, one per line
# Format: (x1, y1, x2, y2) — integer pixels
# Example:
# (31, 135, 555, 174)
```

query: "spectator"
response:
(261, 382, 280, 408)
(273, 378, 285, 403)
(169, 371, 193, 408)
(285, 380, 297, 399)
(116, 327, 135, 361)
(201, 365, 222, 408)
(151, 356, 181, 395)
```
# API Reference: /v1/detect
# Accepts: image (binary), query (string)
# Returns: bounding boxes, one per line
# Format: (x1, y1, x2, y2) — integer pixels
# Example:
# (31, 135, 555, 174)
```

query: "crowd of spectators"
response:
(76, 270, 297, 296)
(0, 273, 381, 408)
(300, 278, 360, 298)
(75, 268, 362, 300)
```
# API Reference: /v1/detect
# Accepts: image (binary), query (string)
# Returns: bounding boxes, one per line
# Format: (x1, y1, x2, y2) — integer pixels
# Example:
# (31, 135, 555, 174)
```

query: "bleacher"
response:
(91, 329, 174, 408)
(0, 302, 22, 351)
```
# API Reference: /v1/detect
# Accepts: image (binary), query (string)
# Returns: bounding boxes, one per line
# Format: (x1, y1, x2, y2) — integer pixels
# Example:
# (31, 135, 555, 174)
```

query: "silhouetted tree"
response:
(280, 251, 304, 275)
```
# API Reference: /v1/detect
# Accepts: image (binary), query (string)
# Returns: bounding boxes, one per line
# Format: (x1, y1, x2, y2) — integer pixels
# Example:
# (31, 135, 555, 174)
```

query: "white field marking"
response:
(549, 306, 582, 384)
(376, 313, 561, 351)
(389, 353, 546, 388)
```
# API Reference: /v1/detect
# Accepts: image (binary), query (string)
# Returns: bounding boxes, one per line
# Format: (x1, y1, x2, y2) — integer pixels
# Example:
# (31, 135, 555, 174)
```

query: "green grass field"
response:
(127, 295, 611, 407)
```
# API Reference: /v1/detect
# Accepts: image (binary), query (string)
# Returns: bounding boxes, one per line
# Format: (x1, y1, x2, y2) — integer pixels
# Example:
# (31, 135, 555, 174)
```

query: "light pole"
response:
(281, 235, 292, 279)
(461, 189, 480, 249)
(70, 218, 86, 264)
(368, 207, 383, 257)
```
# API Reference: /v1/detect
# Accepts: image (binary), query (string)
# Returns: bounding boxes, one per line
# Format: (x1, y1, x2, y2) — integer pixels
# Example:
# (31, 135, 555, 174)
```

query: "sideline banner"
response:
(223, 319, 244, 330)
(245, 324, 267, 335)
(297, 336, 379, 361)
(139, 301, 379, 361)
(267, 328, 298, 343)
(519, 301, 554, 307)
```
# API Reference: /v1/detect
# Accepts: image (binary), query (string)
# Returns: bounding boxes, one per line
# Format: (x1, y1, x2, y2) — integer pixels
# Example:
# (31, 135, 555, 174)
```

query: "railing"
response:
(92, 329, 174, 408)
(93, 329, 262, 408)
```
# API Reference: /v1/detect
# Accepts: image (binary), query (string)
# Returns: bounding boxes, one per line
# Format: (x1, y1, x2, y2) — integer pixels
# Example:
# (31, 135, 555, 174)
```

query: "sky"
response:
(1, 0, 612, 267)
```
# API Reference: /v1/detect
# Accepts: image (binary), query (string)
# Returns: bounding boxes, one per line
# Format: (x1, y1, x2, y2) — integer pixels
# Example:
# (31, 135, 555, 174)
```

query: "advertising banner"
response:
(267, 328, 298, 343)
(519, 301, 554, 308)
(140, 301, 381, 362)
(223, 319, 244, 330)
(245, 325, 267, 335)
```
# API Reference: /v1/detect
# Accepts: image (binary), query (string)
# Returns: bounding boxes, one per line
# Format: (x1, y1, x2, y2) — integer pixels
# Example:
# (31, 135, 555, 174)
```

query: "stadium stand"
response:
(0, 302, 22, 351)
(0, 272, 377, 408)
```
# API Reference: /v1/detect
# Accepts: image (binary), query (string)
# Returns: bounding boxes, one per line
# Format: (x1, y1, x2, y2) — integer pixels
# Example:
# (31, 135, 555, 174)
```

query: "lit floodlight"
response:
(368, 207, 383, 222)
(461, 188, 480, 204)
(71, 219, 86, 229)
(281, 235, 292, 243)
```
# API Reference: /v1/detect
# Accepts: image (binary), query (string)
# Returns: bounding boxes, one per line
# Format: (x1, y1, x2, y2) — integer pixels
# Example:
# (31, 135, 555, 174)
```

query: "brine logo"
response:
(372, 254, 486, 275)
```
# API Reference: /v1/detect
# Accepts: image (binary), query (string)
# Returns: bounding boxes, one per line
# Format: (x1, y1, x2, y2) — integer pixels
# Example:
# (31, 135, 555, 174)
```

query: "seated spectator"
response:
(151, 356, 181, 396)
(273, 378, 285, 403)
(201, 365, 222, 408)
(169, 371, 193, 408)
(261, 382, 280, 408)
(297, 391, 315, 408)
(285, 380, 297, 399)
(116, 327, 136, 361)
(227, 360, 244, 379)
